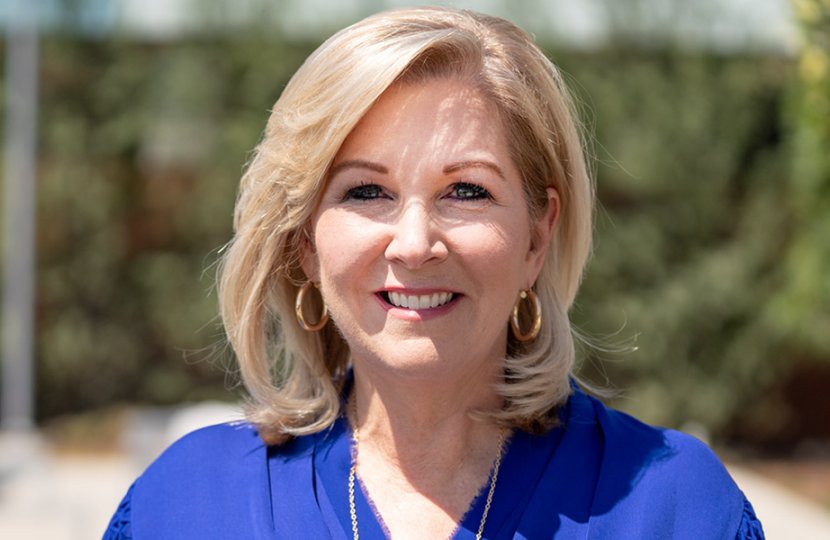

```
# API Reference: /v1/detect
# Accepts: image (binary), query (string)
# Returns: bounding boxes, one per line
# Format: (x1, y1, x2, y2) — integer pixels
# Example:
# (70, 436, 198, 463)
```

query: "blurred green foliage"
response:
(564, 0, 830, 447)
(1, 5, 827, 448)
(29, 35, 312, 417)
(771, 0, 830, 356)
(564, 49, 796, 440)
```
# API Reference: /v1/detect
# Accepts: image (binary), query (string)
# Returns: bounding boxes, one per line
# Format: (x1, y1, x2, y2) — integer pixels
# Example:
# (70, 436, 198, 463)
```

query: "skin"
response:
(302, 78, 559, 539)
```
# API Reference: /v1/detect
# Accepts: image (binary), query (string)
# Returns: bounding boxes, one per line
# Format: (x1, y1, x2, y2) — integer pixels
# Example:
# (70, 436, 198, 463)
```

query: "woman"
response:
(105, 7, 763, 539)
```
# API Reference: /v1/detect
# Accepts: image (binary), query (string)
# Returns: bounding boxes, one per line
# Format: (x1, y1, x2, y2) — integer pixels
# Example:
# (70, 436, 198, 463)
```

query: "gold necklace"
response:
(347, 396, 507, 540)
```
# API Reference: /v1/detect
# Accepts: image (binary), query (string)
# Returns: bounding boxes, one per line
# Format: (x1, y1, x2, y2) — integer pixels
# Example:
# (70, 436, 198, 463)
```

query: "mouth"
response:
(379, 291, 457, 310)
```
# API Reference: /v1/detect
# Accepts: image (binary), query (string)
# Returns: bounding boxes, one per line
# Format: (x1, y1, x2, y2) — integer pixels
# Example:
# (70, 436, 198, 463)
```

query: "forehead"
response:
(333, 78, 511, 166)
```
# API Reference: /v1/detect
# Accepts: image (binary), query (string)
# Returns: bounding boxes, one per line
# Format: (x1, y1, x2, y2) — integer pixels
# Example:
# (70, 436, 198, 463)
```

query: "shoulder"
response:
(575, 392, 749, 538)
(145, 422, 263, 467)
(578, 391, 735, 486)
(134, 421, 265, 496)
(131, 422, 262, 486)
(126, 423, 272, 538)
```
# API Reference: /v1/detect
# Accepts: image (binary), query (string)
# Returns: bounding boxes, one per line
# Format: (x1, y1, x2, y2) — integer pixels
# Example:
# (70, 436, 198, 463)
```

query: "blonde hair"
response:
(218, 7, 594, 444)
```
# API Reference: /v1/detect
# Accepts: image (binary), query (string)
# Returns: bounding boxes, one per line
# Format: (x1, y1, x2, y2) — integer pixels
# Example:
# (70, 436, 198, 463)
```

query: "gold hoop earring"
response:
(295, 282, 329, 331)
(510, 289, 541, 342)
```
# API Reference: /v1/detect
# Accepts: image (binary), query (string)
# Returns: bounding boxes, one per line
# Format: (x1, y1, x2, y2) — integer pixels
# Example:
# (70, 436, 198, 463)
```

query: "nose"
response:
(384, 201, 448, 268)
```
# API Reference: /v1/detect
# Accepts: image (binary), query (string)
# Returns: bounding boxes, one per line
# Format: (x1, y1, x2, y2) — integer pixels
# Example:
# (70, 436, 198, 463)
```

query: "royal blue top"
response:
(103, 388, 764, 539)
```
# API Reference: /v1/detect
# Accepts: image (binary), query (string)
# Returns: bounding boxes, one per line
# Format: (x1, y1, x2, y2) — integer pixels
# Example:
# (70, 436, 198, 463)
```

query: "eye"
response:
(448, 182, 491, 201)
(341, 183, 386, 201)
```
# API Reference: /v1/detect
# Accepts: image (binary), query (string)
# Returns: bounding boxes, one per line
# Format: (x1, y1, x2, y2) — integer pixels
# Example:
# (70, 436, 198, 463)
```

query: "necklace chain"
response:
(347, 395, 507, 540)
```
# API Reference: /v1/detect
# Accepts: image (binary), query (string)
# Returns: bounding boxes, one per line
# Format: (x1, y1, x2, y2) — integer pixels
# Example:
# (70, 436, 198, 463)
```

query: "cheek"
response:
(452, 219, 527, 268)
(451, 231, 528, 319)
(313, 213, 381, 281)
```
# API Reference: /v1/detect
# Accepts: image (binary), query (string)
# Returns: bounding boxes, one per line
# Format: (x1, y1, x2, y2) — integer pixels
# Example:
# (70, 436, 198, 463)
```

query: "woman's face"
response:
(303, 78, 557, 379)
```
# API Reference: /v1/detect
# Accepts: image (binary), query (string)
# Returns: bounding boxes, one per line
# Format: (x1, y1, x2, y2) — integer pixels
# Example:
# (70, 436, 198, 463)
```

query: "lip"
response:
(374, 287, 462, 320)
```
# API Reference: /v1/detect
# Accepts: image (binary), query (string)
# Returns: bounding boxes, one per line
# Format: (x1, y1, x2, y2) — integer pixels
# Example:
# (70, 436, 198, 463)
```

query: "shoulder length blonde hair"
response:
(218, 6, 593, 444)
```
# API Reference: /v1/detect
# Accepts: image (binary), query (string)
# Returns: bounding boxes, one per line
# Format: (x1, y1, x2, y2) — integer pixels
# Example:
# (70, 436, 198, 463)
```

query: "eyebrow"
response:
(328, 159, 506, 180)
(443, 160, 506, 180)
(329, 159, 388, 177)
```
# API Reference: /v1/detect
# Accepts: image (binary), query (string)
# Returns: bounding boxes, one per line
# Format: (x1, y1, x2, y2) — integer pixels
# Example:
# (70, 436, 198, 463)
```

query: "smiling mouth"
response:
(380, 291, 456, 310)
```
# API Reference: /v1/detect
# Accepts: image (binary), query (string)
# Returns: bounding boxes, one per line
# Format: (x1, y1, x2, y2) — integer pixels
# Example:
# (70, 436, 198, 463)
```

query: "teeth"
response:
(386, 291, 454, 310)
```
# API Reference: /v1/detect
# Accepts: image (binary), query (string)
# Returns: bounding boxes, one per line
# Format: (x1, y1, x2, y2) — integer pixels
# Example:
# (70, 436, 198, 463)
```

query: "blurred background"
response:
(1, 0, 828, 537)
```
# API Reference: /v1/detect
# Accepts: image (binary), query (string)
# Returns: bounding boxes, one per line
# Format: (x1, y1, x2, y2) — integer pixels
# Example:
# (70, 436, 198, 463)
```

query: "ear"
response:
(524, 187, 560, 287)
(299, 228, 320, 283)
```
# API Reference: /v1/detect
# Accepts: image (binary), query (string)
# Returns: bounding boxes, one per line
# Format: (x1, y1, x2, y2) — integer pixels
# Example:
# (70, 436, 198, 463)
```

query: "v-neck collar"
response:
(314, 415, 388, 539)
(310, 410, 568, 540)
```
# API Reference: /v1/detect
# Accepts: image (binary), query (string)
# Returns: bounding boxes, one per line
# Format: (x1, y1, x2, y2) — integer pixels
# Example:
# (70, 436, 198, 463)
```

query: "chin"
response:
(354, 339, 500, 381)
(362, 343, 444, 374)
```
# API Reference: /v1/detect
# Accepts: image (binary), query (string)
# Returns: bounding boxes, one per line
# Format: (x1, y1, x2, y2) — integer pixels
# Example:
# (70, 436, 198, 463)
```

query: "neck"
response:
(346, 359, 508, 540)
(349, 359, 503, 477)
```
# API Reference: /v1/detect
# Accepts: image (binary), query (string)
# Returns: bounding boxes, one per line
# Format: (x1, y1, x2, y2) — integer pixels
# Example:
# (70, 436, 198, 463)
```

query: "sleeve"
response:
(102, 482, 134, 540)
(735, 495, 765, 540)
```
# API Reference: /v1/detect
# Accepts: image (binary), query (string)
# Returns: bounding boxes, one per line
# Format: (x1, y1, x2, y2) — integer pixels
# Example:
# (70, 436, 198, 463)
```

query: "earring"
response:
(510, 289, 541, 342)
(295, 282, 329, 331)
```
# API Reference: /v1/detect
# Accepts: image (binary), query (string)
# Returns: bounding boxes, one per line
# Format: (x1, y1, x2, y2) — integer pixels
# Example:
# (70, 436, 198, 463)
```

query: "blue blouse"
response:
(103, 388, 764, 539)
